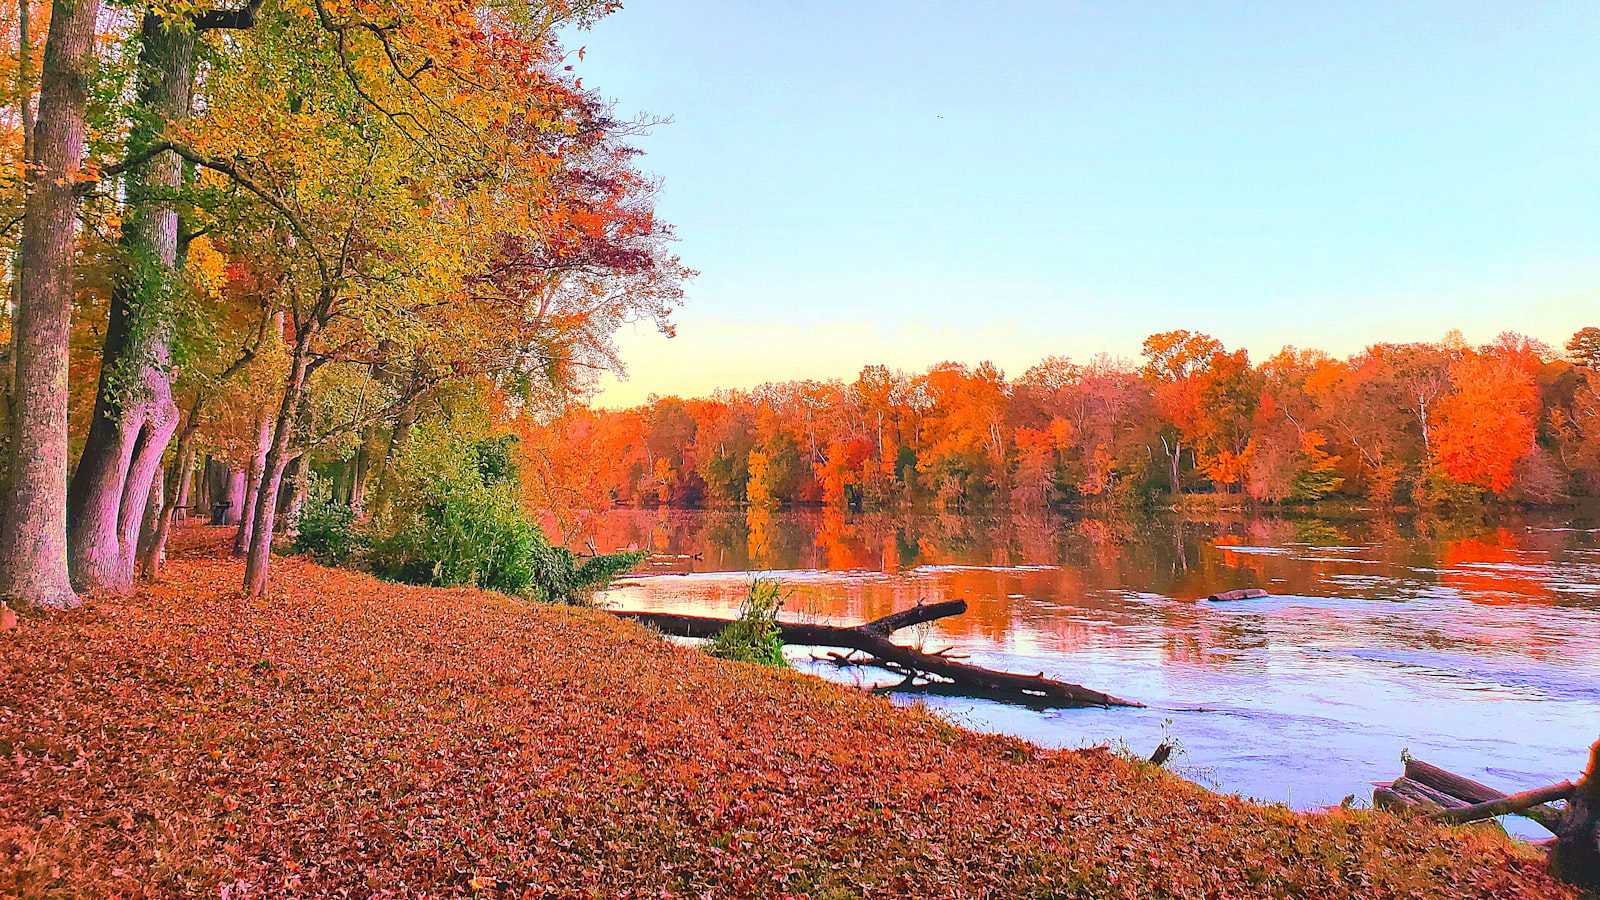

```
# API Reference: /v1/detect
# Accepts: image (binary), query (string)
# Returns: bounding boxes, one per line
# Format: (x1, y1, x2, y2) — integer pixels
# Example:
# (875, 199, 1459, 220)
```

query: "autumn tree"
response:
(1569, 327, 1600, 369)
(0, 0, 104, 609)
(67, 1, 268, 594)
(1430, 345, 1540, 496)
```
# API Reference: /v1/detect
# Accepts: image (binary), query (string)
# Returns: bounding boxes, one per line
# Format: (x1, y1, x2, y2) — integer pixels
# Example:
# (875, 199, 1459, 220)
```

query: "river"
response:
(576, 505, 1600, 836)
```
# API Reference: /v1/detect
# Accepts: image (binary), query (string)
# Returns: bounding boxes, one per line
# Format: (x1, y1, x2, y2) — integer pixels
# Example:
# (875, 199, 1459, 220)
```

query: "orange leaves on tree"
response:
(1431, 353, 1539, 492)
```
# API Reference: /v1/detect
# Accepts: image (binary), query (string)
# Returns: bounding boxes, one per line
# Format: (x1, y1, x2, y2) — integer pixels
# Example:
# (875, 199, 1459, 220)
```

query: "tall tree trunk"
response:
(173, 442, 194, 515)
(349, 433, 374, 513)
(1, 0, 34, 468)
(0, 0, 102, 610)
(134, 465, 163, 572)
(16, 0, 32, 160)
(232, 404, 272, 555)
(371, 392, 419, 519)
(204, 458, 244, 525)
(243, 333, 313, 597)
(67, 13, 194, 592)
(139, 394, 202, 578)
(283, 454, 310, 529)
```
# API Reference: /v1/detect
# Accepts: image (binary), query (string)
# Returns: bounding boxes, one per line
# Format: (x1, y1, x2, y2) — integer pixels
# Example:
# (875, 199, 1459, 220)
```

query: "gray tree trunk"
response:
(0, 0, 103, 610)
(232, 405, 272, 555)
(140, 395, 201, 578)
(67, 13, 194, 592)
(244, 334, 313, 597)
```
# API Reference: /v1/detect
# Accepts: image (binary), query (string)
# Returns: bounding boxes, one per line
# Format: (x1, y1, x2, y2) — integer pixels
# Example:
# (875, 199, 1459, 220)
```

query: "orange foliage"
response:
(1432, 354, 1540, 492)
(529, 329, 1598, 512)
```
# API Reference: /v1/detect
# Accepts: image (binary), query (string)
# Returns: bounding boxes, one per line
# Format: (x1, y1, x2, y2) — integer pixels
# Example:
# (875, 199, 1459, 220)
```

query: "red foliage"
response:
(534, 329, 1600, 510)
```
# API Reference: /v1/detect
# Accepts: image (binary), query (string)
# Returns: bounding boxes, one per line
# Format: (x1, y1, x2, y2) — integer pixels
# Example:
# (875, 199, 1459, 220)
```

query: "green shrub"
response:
(705, 578, 787, 666)
(371, 473, 541, 594)
(371, 428, 642, 601)
(529, 543, 648, 605)
(291, 482, 361, 564)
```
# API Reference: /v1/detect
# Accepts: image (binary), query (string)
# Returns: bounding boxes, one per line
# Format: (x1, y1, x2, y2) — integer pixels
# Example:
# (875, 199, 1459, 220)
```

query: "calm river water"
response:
(578, 505, 1600, 834)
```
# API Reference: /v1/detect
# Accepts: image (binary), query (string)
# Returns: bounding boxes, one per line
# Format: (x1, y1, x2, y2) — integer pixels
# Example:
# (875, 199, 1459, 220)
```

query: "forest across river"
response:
(578, 505, 1600, 838)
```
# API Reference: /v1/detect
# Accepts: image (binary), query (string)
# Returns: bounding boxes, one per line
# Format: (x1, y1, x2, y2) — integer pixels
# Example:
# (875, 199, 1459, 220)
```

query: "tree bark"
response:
(370, 391, 419, 518)
(0, 0, 103, 610)
(2, 0, 34, 465)
(1551, 738, 1600, 892)
(134, 465, 164, 571)
(139, 394, 202, 578)
(67, 12, 193, 592)
(205, 459, 244, 525)
(283, 455, 310, 527)
(1431, 781, 1575, 825)
(349, 433, 374, 513)
(243, 330, 314, 597)
(1404, 757, 1564, 832)
(1373, 776, 1471, 814)
(232, 404, 272, 555)
(615, 601, 1142, 708)
(15, 0, 33, 160)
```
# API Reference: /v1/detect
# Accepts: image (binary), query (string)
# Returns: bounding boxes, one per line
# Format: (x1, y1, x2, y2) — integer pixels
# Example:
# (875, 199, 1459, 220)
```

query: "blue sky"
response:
(570, 1, 1600, 406)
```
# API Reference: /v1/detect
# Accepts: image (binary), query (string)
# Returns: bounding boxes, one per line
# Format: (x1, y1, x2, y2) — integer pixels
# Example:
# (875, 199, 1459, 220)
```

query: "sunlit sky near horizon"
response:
(569, 1, 1600, 408)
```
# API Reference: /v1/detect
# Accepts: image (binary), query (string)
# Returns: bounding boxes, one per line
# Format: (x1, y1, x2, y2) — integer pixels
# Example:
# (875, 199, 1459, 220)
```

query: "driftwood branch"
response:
(1375, 742, 1600, 891)
(1432, 782, 1576, 825)
(1406, 757, 1565, 831)
(615, 600, 1142, 709)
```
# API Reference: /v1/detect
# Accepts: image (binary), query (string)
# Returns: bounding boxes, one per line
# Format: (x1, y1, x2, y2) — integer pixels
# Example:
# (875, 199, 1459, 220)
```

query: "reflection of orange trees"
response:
(1012, 510, 1060, 563)
(746, 504, 776, 569)
(1441, 528, 1555, 605)
(1076, 517, 1133, 575)
(649, 507, 675, 556)
(815, 507, 863, 570)
(746, 450, 778, 509)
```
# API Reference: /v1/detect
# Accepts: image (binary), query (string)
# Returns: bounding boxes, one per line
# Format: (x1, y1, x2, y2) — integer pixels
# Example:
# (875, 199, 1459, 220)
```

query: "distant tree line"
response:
(523, 328, 1600, 512)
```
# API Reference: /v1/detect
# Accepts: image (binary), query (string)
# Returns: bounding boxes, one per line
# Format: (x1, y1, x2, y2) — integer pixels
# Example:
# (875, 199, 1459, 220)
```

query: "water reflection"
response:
(573, 505, 1600, 832)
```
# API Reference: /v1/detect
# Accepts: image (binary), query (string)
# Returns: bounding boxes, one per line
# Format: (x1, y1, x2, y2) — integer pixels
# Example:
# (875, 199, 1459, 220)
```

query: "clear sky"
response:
(569, 1, 1600, 407)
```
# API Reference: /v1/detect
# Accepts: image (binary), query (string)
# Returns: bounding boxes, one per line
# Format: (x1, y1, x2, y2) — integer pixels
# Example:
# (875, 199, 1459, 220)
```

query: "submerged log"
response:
(614, 600, 1142, 709)
(1378, 743, 1600, 891)
(1207, 588, 1269, 602)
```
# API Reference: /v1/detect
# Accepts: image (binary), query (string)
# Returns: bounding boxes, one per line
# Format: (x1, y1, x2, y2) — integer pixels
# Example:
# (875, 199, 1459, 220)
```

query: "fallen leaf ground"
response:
(0, 527, 1569, 898)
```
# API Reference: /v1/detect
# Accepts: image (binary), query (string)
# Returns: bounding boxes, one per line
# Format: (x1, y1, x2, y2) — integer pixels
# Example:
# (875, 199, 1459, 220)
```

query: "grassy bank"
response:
(0, 528, 1567, 898)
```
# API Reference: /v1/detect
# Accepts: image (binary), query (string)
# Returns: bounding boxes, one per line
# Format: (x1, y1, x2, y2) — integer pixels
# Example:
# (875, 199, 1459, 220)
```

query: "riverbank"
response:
(0, 528, 1568, 897)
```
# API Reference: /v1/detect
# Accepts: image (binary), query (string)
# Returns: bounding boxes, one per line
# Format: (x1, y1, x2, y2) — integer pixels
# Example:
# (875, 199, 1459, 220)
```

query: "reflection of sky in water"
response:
(580, 506, 1600, 838)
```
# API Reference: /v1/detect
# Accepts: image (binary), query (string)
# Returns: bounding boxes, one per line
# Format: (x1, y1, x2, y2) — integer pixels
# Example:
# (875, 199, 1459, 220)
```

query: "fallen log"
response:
(1432, 781, 1576, 825)
(1207, 588, 1269, 602)
(1374, 776, 1473, 814)
(1405, 757, 1564, 832)
(614, 600, 1142, 708)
